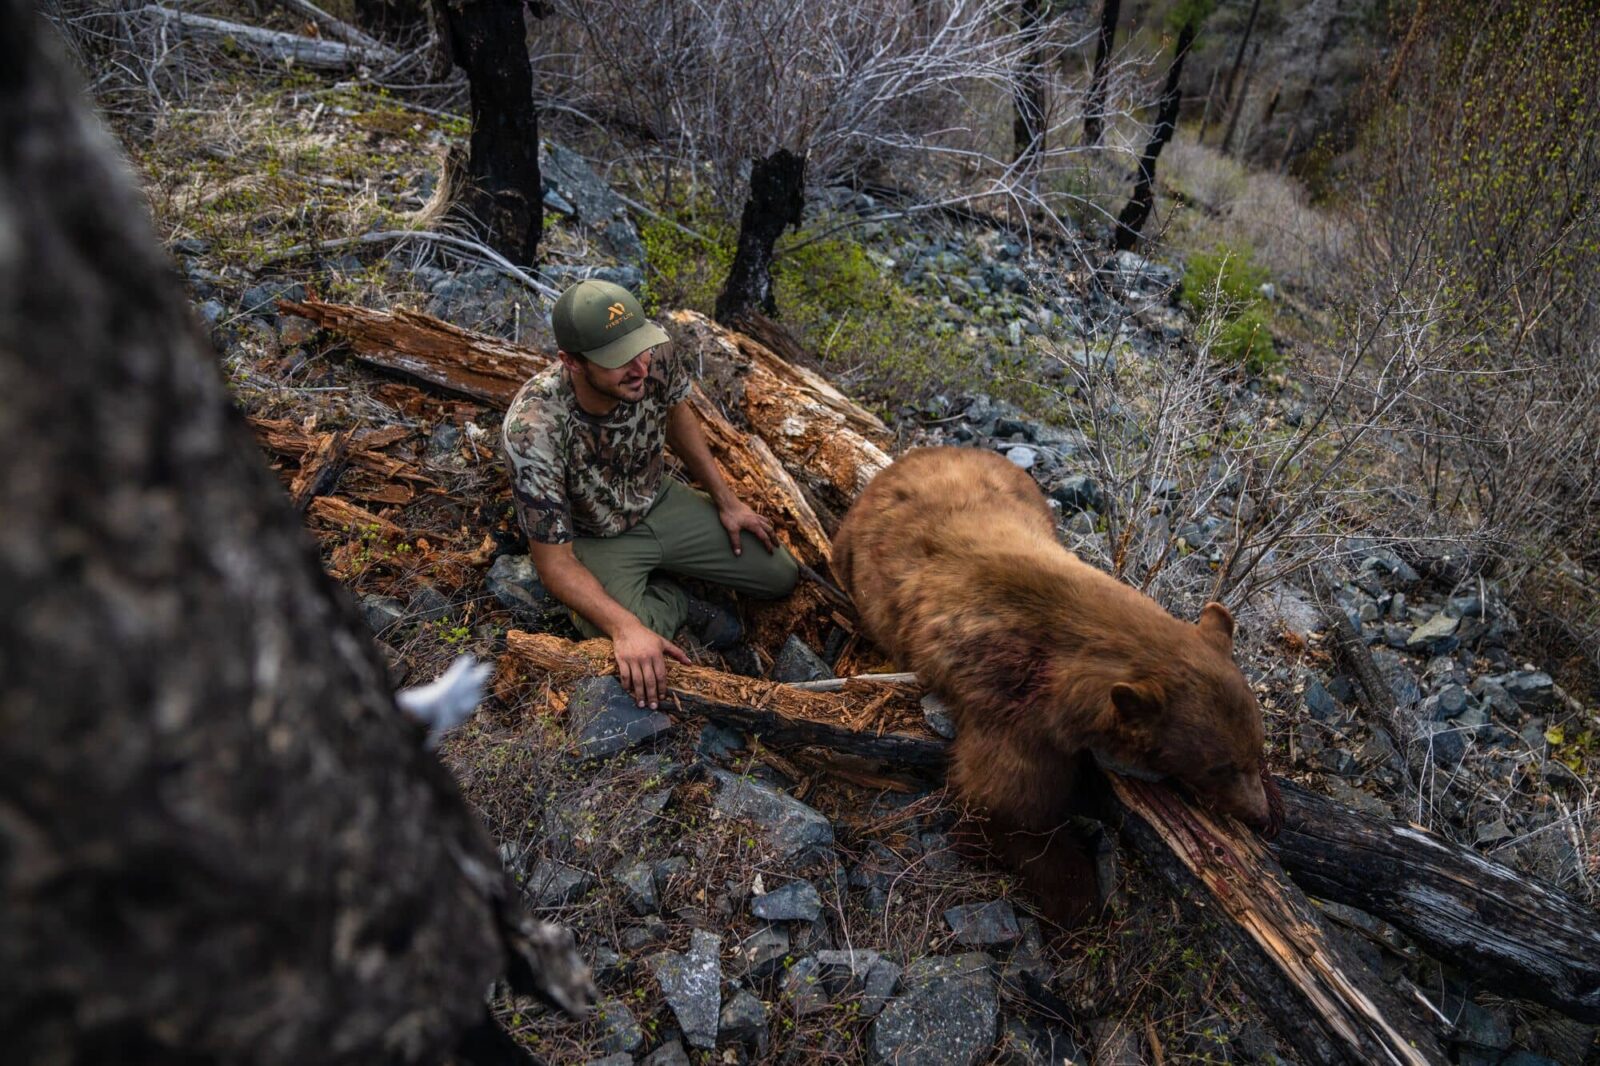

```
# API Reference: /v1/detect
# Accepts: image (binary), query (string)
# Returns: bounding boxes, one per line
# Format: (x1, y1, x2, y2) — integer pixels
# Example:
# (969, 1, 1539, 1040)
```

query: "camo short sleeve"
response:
(501, 347, 691, 545)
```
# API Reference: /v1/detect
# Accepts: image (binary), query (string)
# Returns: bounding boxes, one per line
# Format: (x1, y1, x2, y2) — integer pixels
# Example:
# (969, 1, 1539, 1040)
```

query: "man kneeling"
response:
(502, 280, 798, 708)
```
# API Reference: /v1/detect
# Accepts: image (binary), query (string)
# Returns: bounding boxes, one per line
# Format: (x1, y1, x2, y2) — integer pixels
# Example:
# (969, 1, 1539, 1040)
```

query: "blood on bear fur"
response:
(834, 447, 1277, 926)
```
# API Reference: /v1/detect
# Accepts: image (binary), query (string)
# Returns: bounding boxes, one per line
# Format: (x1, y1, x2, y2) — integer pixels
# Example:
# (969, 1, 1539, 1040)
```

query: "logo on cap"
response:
(606, 302, 629, 328)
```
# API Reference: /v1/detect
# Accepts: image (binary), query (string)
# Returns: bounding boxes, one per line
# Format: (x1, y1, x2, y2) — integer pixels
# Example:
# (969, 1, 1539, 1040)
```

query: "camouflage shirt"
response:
(501, 349, 692, 544)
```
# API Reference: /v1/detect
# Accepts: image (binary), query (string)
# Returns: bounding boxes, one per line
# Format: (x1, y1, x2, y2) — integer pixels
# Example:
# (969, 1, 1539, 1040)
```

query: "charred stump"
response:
(1011, 0, 1047, 165)
(715, 147, 806, 325)
(0, 4, 588, 1061)
(437, 0, 543, 265)
(1112, 19, 1193, 251)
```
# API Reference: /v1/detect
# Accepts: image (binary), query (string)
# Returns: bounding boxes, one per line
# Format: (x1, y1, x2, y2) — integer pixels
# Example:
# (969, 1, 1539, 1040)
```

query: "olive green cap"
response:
(550, 279, 669, 369)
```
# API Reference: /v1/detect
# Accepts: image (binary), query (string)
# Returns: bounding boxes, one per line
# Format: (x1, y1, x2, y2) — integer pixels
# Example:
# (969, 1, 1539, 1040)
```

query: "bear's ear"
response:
(1110, 679, 1165, 729)
(1197, 601, 1236, 647)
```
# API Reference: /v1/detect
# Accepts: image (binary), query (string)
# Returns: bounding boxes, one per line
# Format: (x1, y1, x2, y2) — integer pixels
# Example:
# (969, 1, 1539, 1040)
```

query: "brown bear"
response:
(833, 447, 1276, 926)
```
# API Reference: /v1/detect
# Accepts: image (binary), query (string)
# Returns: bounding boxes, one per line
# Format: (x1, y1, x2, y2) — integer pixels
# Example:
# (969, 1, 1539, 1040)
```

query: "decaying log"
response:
(308, 495, 403, 538)
(280, 299, 543, 405)
(250, 415, 431, 506)
(1278, 781, 1600, 1023)
(1111, 776, 1445, 1065)
(665, 309, 892, 517)
(137, 6, 393, 71)
(288, 427, 351, 511)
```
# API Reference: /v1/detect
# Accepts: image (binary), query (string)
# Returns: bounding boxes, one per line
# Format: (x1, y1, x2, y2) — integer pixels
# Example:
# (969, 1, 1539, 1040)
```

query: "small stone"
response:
(943, 900, 1021, 947)
(239, 276, 306, 318)
(524, 858, 595, 907)
(1050, 475, 1101, 513)
(585, 1054, 631, 1066)
(771, 635, 832, 683)
(614, 860, 658, 914)
(1303, 678, 1341, 722)
(994, 417, 1036, 440)
(870, 953, 998, 1066)
(359, 594, 406, 635)
(734, 924, 790, 981)
(1426, 684, 1471, 721)
(569, 676, 674, 757)
(1004, 445, 1038, 470)
(751, 879, 823, 922)
(718, 989, 769, 1052)
(640, 1039, 691, 1066)
(1475, 816, 1514, 845)
(197, 298, 227, 326)
(1499, 670, 1555, 709)
(922, 693, 957, 739)
(1418, 722, 1468, 768)
(781, 956, 830, 1016)
(406, 583, 451, 623)
(710, 768, 834, 858)
(486, 554, 546, 620)
(814, 948, 882, 995)
(860, 956, 902, 1017)
(618, 916, 670, 953)
(595, 997, 644, 1054)
(1408, 612, 1460, 654)
(650, 929, 722, 1050)
(997, 1017, 1089, 1065)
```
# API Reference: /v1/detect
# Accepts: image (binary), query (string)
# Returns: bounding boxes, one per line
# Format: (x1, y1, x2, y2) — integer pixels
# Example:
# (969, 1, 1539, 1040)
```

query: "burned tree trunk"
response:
(0, 5, 587, 1062)
(1113, 19, 1194, 251)
(437, 0, 542, 264)
(1082, 0, 1120, 146)
(1011, 0, 1047, 165)
(715, 147, 806, 324)
(357, 0, 429, 42)
(1217, 0, 1262, 126)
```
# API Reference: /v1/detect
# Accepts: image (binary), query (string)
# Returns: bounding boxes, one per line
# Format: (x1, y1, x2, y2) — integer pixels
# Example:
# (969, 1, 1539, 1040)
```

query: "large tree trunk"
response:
(437, 0, 542, 265)
(1082, 0, 1120, 146)
(1010, 0, 1047, 165)
(1113, 19, 1194, 251)
(0, 5, 587, 1062)
(1220, 40, 1261, 157)
(715, 147, 806, 324)
(1217, 0, 1262, 125)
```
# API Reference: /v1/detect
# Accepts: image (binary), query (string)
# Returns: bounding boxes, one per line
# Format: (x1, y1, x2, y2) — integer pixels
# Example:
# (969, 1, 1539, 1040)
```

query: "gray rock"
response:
(997, 1018, 1089, 1065)
(426, 423, 461, 461)
(1443, 992, 1512, 1050)
(697, 721, 743, 760)
(859, 955, 902, 1017)
(595, 997, 644, 1054)
(1497, 670, 1556, 709)
(486, 553, 546, 620)
(1303, 678, 1341, 722)
(585, 1054, 632, 1066)
(406, 582, 450, 623)
(358, 594, 406, 635)
(871, 953, 998, 1066)
(1407, 612, 1461, 654)
(943, 900, 1021, 947)
(994, 417, 1036, 441)
(525, 858, 595, 906)
(1418, 722, 1469, 768)
(1425, 684, 1470, 721)
(239, 276, 305, 318)
(650, 929, 722, 1049)
(197, 298, 227, 326)
(710, 768, 834, 858)
(1475, 816, 1514, 845)
(539, 141, 645, 265)
(569, 676, 674, 757)
(619, 916, 670, 953)
(640, 1039, 690, 1066)
(614, 860, 658, 914)
(1110, 250, 1179, 293)
(1003, 445, 1038, 470)
(781, 956, 830, 1016)
(921, 693, 957, 739)
(1371, 649, 1422, 708)
(718, 989, 769, 1052)
(771, 635, 833, 684)
(542, 186, 576, 216)
(751, 879, 823, 922)
(734, 924, 790, 981)
(1049, 475, 1101, 513)
(814, 948, 882, 995)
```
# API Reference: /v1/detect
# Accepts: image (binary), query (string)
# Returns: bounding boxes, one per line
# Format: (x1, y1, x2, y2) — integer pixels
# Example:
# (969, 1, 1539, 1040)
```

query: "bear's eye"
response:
(1204, 763, 1234, 781)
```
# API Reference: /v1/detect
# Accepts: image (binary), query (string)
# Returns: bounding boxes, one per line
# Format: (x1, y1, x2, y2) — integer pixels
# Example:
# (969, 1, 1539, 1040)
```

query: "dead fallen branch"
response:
(268, 0, 393, 56)
(288, 428, 351, 511)
(137, 6, 392, 71)
(250, 415, 431, 506)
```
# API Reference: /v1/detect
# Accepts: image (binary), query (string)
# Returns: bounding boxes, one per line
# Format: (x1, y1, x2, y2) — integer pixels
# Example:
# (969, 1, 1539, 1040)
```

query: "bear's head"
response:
(1087, 602, 1274, 832)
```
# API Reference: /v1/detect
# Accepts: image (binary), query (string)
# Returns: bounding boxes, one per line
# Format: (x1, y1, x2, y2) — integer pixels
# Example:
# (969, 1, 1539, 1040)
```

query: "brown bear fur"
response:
(833, 447, 1273, 926)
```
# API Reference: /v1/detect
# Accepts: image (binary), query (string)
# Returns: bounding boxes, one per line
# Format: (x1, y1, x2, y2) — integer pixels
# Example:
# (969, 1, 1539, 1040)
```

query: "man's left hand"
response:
(718, 499, 777, 557)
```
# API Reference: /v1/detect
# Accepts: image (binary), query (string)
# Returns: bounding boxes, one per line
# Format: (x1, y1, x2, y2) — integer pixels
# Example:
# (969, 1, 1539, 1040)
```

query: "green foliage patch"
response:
(1181, 244, 1279, 373)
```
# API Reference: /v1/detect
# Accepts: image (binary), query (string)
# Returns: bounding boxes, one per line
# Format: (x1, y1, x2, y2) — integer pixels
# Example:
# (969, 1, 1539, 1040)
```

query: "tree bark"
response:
(715, 147, 806, 324)
(437, 0, 542, 265)
(1082, 0, 1121, 146)
(0, 5, 588, 1061)
(1011, 0, 1047, 165)
(1220, 40, 1261, 157)
(1113, 20, 1194, 251)
(1217, 0, 1262, 120)
(356, 0, 430, 42)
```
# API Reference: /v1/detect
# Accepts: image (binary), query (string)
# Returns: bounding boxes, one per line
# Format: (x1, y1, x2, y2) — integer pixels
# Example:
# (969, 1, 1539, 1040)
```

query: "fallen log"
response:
(499, 632, 1600, 1032)
(250, 415, 430, 505)
(137, 6, 392, 71)
(288, 427, 351, 511)
(1277, 780, 1600, 1023)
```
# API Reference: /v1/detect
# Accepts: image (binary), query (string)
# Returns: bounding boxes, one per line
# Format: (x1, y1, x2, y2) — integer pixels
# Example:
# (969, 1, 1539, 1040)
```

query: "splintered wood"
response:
(250, 416, 430, 506)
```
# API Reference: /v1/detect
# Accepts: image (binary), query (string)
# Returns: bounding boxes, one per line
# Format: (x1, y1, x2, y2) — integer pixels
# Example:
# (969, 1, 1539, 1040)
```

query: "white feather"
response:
(397, 655, 492, 747)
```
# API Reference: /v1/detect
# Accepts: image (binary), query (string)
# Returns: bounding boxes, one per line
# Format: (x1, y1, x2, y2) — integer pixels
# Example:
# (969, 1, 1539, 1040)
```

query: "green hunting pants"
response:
(570, 477, 799, 640)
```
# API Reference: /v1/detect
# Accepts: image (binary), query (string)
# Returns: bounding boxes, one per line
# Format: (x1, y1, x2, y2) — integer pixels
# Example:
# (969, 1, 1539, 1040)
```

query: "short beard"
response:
(582, 362, 644, 404)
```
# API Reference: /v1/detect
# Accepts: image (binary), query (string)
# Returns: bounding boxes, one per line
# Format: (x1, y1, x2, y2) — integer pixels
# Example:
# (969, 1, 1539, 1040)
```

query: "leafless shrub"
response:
(532, 0, 1147, 237)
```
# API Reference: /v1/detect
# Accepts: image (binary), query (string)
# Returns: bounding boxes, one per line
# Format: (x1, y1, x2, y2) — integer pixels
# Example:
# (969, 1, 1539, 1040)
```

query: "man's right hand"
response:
(612, 620, 691, 710)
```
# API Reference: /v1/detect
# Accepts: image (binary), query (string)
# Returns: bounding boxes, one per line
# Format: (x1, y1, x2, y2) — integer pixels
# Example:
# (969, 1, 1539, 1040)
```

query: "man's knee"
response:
(743, 540, 799, 599)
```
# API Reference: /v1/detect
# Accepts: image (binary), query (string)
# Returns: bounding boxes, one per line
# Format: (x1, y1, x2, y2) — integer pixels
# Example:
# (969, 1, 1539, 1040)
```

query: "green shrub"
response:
(1181, 244, 1279, 373)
